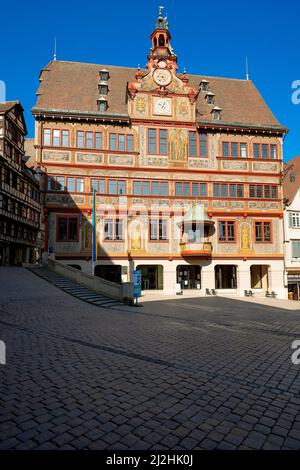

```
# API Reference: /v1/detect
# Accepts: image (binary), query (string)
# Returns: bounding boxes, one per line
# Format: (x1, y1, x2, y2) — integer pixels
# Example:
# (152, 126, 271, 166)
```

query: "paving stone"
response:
(2, 266, 300, 452)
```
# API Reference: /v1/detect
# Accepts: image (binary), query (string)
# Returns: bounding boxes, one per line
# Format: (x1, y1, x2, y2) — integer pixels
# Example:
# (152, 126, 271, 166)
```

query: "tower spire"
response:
(156, 5, 168, 29)
(53, 36, 57, 61)
(246, 56, 249, 80)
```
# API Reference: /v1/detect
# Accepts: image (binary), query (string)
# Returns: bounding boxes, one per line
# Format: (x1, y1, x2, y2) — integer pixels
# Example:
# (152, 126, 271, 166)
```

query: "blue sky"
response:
(1, 0, 299, 161)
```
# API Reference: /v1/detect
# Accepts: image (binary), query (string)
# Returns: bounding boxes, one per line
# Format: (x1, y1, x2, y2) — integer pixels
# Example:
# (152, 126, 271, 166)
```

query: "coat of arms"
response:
(136, 96, 146, 113)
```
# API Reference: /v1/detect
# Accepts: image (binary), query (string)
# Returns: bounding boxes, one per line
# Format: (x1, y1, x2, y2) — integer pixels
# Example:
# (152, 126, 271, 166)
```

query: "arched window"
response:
(154, 37, 157, 48)
(159, 34, 165, 46)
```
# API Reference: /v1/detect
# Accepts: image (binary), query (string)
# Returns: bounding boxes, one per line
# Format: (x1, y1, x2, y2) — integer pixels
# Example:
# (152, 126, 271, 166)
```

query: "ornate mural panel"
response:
(43, 151, 70, 162)
(76, 153, 104, 164)
(222, 161, 248, 171)
(212, 200, 245, 209)
(248, 201, 280, 210)
(253, 162, 278, 172)
(147, 157, 168, 167)
(188, 158, 209, 168)
(109, 155, 134, 166)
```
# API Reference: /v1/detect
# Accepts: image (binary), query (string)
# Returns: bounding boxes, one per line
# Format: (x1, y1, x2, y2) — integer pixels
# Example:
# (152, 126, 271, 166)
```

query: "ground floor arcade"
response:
(57, 257, 286, 299)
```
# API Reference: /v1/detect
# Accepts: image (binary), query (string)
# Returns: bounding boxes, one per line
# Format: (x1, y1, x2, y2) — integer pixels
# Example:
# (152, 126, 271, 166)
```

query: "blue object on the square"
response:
(133, 270, 142, 298)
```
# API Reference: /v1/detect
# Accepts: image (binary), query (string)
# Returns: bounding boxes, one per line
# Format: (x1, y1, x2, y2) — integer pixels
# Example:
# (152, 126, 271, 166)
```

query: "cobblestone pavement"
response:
(1, 267, 300, 450)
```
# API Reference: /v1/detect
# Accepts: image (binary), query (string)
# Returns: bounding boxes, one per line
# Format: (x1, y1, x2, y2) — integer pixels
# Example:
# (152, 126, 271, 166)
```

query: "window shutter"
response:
(289, 212, 293, 228)
(292, 241, 300, 258)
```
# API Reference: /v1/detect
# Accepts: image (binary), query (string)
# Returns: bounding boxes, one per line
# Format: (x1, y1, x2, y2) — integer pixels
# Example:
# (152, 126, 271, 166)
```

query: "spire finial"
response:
(246, 56, 249, 80)
(53, 36, 57, 61)
(156, 5, 168, 29)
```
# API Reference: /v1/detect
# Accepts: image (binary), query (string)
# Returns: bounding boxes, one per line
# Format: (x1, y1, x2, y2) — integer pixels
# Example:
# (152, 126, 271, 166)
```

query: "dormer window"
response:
(200, 79, 209, 92)
(99, 84, 108, 95)
(98, 97, 107, 112)
(99, 69, 109, 81)
(206, 92, 215, 105)
(212, 106, 222, 120)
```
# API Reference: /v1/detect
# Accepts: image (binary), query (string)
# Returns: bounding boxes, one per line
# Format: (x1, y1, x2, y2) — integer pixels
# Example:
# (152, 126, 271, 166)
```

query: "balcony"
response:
(180, 241, 212, 257)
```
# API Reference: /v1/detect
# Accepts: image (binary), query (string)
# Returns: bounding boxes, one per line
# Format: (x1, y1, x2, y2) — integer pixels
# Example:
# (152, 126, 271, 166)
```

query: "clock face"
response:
(153, 68, 172, 87)
(153, 97, 172, 116)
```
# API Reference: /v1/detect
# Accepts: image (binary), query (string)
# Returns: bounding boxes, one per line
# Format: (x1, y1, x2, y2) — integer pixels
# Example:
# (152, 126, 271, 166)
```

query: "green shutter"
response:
(289, 212, 293, 228)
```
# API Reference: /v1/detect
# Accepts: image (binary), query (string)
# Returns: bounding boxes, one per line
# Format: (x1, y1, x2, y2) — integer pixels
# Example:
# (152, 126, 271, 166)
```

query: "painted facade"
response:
(32, 11, 287, 298)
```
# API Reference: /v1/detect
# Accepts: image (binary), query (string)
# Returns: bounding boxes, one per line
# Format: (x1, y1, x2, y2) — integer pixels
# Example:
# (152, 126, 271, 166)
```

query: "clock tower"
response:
(127, 7, 197, 120)
(149, 6, 175, 63)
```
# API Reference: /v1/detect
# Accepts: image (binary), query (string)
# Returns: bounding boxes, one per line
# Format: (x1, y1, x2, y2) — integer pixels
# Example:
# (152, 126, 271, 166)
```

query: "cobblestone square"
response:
(1, 267, 300, 450)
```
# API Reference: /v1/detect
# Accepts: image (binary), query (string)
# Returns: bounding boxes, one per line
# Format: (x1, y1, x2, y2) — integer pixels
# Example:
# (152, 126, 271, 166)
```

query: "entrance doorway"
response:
(176, 265, 201, 289)
(250, 265, 269, 290)
(136, 265, 163, 290)
(215, 265, 237, 289)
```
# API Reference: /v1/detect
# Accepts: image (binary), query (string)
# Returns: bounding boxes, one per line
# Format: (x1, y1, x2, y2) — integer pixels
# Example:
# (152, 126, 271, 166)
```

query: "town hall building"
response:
(31, 10, 287, 298)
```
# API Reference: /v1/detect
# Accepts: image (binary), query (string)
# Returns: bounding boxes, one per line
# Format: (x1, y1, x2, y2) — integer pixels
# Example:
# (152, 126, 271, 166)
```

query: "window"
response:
(43, 129, 51, 145)
(76, 178, 84, 192)
(159, 130, 167, 155)
(86, 132, 93, 149)
(148, 129, 156, 154)
(56, 176, 65, 191)
(147, 128, 168, 155)
(150, 219, 168, 240)
(99, 85, 108, 95)
(175, 182, 207, 197)
(218, 221, 235, 242)
(292, 241, 300, 258)
(95, 132, 102, 149)
(62, 130, 69, 147)
(98, 101, 107, 112)
(249, 184, 278, 199)
(201, 81, 209, 91)
(200, 133, 207, 157)
(213, 183, 244, 198)
(255, 222, 271, 242)
(188, 132, 207, 157)
(253, 143, 278, 159)
(109, 133, 117, 150)
(53, 130, 60, 147)
(77, 131, 84, 148)
(57, 217, 79, 241)
(189, 132, 197, 157)
(118, 134, 125, 151)
(100, 71, 109, 81)
(222, 142, 247, 158)
(108, 179, 126, 194)
(67, 177, 75, 192)
(104, 219, 123, 240)
(206, 94, 214, 104)
(126, 135, 134, 152)
(213, 109, 221, 120)
(270, 145, 277, 159)
(133, 180, 168, 196)
(48, 176, 65, 191)
(90, 178, 105, 193)
(289, 212, 300, 228)
(108, 133, 133, 151)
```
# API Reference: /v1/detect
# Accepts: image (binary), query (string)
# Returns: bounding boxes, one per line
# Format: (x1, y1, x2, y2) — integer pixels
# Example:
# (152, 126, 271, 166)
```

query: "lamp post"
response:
(91, 188, 97, 276)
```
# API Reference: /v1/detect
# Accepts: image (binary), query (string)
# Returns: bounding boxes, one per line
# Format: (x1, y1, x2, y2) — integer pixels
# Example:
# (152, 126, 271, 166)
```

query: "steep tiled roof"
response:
(33, 60, 286, 131)
(0, 100, 20, 113)
(283, 156, 300, 205)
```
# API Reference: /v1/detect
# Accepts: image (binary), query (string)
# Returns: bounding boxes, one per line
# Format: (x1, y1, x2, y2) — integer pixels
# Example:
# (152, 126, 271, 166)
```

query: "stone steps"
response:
(28, 267, 123, 309)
